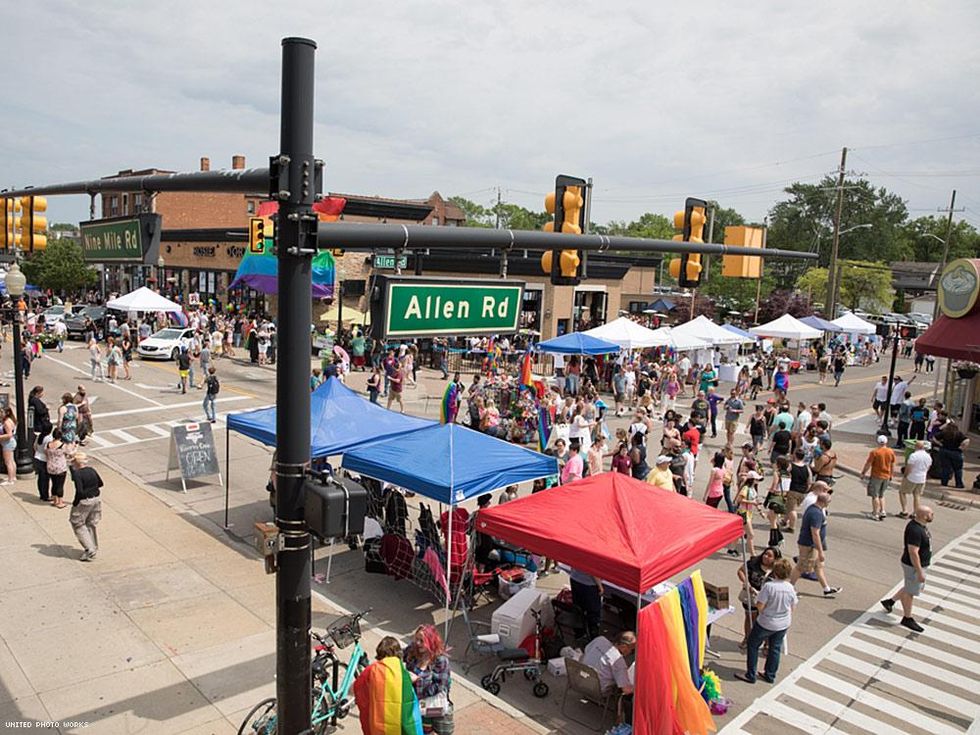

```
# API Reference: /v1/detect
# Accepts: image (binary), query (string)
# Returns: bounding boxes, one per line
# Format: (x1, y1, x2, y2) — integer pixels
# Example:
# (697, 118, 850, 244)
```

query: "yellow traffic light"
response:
(542, 175, 587, 286)
(722, 225, 764, 278)
(669, 197, 708, 288)
(249, 216, 274, 254)
(18, 196, 47, 251)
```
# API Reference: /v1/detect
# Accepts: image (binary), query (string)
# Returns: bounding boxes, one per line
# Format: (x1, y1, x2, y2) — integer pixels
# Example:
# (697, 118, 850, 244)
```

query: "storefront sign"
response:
(78, 214, 161, 263)
(939, 258, 980, 318)
(193, 246, 216, 257)
(370, 275, 524, 339)
(373, 254, 409, 270)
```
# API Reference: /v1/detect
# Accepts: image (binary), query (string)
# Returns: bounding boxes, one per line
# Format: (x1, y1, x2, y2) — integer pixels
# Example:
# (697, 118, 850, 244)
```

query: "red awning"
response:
(477, 472, 743, 593)
(915, 314, 980, 362)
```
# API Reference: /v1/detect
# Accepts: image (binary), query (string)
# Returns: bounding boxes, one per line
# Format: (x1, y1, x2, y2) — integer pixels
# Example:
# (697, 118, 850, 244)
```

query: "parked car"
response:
(65, 306, 124, 340)
(137, 328, 195, 360)
(42, 305, 68, 326)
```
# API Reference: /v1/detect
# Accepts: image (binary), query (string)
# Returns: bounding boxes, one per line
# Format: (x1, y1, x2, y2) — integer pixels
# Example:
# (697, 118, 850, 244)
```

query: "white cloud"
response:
(2, 0, 978, 229)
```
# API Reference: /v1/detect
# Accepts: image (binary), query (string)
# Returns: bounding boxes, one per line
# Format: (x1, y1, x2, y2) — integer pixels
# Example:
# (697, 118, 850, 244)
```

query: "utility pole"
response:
(825, 146, 848, 319)
(932, 189, 958, 399)
(273, 37, 317, 735)
(494, 186, 501, 229)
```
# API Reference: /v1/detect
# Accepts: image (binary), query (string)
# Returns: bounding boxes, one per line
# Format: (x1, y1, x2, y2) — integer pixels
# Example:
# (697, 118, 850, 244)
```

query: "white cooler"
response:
(491, 587, 554, 649)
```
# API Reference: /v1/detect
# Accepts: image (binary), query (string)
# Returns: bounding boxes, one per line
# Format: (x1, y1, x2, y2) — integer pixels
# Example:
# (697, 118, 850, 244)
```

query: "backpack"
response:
(207, 375, 220, 396)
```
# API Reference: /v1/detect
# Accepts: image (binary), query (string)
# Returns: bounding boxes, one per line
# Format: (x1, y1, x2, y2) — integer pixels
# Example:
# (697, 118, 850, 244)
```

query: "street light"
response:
(828, 223, 873, 318)
(5, 262, 34, 476)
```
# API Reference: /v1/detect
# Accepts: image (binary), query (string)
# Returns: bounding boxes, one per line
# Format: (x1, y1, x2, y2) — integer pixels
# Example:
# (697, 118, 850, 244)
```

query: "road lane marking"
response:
(782, 687, 915, 735)
(91, 396, 251, 419)
(856, 626, 980, 676)
(41, 353, 163, 406)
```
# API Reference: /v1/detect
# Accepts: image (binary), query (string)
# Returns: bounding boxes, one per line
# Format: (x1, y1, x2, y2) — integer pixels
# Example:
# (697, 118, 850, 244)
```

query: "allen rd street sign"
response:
(371, 276, 524, 339)
(373, 253, 409, 270)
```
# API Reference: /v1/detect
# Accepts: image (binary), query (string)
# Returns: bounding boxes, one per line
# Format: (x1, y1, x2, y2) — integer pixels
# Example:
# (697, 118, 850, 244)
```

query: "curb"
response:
(837, 461, 980, 509)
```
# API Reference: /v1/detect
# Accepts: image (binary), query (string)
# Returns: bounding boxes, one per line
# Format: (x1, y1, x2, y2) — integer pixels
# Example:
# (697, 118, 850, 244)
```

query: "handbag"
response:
(418, 690, 451, 717)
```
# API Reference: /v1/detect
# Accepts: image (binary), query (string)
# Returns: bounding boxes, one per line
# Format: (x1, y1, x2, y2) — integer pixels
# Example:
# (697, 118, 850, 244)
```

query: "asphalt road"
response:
(21, 344, 978, 734)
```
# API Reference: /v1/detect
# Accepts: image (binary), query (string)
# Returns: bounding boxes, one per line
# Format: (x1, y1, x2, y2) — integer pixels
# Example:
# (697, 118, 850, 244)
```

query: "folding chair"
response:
(459, 604, 506, 673)
(561, 657, 617, 731)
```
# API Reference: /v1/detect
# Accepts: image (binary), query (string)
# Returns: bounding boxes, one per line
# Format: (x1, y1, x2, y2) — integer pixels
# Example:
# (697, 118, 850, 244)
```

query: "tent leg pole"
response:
(445, 504, 453, 640)
(325, 536, 334, 584)
(223, 423, 231, 529)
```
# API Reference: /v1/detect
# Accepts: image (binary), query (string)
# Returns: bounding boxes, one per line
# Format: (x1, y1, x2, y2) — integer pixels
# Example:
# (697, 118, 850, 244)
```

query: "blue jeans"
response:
(940, 448, 964, 488)
(565, 373, 579, 396)
(203, 394, 216, 422)
(745, 622, 787, 682)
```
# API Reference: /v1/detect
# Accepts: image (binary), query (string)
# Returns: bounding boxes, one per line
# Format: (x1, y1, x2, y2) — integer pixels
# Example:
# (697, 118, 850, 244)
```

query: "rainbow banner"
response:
(519, 348, 533, 388)
(440, 382, 459, 424)
(353, 657, 423, 735)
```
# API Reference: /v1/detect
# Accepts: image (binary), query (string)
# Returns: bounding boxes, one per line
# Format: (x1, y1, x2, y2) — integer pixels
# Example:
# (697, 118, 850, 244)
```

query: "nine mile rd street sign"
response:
(370, 275, 524, 339)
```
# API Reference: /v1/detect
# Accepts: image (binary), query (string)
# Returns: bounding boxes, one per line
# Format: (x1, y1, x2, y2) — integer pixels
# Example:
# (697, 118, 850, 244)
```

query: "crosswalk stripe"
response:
(800, 668, 965, 735)
(825, 650, 979, 716)
(756, 701, 851, 734)
(885, 615, 980, 655)
(929, 566, 974, 584)
(919, 593, 980, 617)
(921, 609, 980, 639)
(942, 553, 980, 569)
(921, 581, 980, 606)
(144, 424, 171, 437)
(783, 687, 922, 735)
(838, 636, 978, 700)
(932, 558, 980, 575)
(86, 434, 112, 447)
(857, 627, 980, 677)
(109, 429, 140, 444)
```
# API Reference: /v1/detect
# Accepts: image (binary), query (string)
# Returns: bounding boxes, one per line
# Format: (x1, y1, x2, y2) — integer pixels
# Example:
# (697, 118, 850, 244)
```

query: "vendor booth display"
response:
(721, 323, 756, 342)
(831, 311, 876, 335)
(477, 473, 741, 734)
(583, 317, 666, 350)
(799, 315, 841, 333)
(749, 313, 823, 341)
(647, 326, 710, 353)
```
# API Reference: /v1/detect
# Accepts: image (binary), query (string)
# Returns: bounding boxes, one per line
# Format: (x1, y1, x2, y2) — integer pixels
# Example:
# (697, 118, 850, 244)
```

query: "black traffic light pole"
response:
(273, 37, 317, 735)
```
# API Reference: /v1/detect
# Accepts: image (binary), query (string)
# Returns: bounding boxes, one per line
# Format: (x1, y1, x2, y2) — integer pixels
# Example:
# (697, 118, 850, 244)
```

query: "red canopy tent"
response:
(477, 472, 743, 593)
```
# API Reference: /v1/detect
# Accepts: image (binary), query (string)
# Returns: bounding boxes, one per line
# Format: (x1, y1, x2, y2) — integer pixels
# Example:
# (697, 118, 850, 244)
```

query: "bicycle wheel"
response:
(238, 697, 276, 735)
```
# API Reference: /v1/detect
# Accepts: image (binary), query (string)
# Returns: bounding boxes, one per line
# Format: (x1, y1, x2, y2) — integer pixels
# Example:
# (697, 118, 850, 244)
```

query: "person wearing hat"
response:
(861, 435, 896, 521)
(68, 452, 104, 561)
(647, 454, 674, 492)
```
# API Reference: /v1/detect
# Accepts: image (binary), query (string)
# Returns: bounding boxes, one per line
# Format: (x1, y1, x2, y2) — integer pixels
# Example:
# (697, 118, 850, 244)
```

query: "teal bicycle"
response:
(238, 609, 372, 735)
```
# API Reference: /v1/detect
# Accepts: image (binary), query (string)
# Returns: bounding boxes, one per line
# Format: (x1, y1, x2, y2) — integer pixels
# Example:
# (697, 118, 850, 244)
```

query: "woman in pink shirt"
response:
(662, 372, 680, 414)
(703, 451, 726, 508)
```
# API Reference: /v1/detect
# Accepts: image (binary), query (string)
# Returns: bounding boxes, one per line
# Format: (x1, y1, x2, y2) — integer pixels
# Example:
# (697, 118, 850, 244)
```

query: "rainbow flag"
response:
(228, 199, 343, 297)
(519, 349, 533, 388)
(440, 382, 459, 424)
(353, 657, 423, 735)
(537, 403, 553, 452)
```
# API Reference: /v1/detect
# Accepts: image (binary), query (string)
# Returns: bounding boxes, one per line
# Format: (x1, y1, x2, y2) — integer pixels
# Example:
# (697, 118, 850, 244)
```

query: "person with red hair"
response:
(404, 625, 454, 734)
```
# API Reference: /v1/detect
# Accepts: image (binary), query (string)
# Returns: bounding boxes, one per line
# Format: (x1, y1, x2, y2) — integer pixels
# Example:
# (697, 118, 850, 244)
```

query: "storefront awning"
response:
(915, 314, 980, 362)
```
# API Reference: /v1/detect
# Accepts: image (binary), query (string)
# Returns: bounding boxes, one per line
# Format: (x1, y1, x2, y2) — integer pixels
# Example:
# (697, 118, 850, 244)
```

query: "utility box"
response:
(304, 475, 368, 541)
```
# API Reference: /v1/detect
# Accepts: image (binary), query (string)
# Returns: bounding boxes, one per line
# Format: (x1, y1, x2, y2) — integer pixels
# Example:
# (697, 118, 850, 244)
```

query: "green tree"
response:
(21, 239, 98, 293)
(767, 176, 910, 266)
(494, 203, 549, 231)
(901, 216, 980, 261)
(794, 260, 894, 313)
(448, 196, 492, 227)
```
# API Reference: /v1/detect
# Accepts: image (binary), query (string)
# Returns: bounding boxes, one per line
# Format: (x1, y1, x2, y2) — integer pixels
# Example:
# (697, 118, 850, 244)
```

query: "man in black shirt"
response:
(69, 453, 104, 561)
(880, 506, 934, 632)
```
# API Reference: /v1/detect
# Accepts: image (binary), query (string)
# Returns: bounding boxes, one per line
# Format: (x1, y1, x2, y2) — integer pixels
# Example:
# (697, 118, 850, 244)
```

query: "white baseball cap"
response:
(876, 435, 888, 445)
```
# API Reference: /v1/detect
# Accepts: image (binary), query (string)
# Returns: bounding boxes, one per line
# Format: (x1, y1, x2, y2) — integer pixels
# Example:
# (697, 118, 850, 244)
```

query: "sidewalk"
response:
(833, 411, 980, 508)
(0, 463, 549, 734)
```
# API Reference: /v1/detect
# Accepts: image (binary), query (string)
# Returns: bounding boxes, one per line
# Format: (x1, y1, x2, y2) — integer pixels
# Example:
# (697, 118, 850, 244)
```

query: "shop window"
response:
(247, 200, 256, 214)
(344, 280, 366, 297)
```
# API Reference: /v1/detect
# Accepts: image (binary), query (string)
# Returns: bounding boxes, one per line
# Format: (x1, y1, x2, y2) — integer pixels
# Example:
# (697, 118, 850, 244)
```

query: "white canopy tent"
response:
(583, 316, 666, 349)
(647, 326, 711, 352)
(106, 287, 183, 313)
(671, 314, 750, 345)
(831, 311, 876, 335)
(750, 313, 823, 341)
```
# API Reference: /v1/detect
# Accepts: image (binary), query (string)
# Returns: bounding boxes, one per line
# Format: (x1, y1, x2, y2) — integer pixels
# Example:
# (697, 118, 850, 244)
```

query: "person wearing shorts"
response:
(899, 440, 932, 518)
(861, 435, 896, 521)
(789, 493, 841, 596)
(880, 506, 934, 632)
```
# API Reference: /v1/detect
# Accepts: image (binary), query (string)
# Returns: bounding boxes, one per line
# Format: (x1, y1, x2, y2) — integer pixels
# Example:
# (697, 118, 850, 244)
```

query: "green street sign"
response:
(372, 276, 524, 339)
(78, 214, 160, 262)
(373, 254, 408, 270)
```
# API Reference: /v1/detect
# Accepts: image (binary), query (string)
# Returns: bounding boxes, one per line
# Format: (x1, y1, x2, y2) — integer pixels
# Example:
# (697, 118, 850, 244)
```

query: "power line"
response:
(850, 131, 980, 152)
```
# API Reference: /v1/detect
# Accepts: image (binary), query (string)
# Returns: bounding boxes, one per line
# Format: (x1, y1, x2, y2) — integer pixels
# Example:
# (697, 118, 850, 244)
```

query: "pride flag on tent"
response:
(228, 199, 344, 297)
(519, 348, 533, 388)
(352, 656, 423, 735)
(440, 381, 460, 424)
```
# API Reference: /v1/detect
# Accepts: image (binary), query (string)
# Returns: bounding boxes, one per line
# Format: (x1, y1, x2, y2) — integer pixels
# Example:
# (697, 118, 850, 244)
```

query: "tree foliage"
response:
(901, 216, 980, 261)
(795, 260, 894, 313)
(756, 289, 812, 324)
(21, 239, 98, 293)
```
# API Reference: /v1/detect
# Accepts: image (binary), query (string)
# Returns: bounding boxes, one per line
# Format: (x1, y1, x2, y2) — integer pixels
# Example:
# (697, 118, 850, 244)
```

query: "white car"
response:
(42, 305, 67, 325)
(137, 328, 195, 361)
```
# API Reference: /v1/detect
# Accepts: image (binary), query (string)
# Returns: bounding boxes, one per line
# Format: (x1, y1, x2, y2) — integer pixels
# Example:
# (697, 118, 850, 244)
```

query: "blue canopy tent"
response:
(535, 332, 620, 355)
(343, 423, 558, 630)
(722, 323, 756, 341)
(649, 298, 676, 313)
(222, 378, 435, 526)
(800, 315, 842, 333)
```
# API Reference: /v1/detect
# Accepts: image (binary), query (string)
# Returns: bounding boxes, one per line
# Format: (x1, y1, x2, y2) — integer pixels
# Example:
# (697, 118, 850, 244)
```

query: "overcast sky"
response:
(2, 1, 979, 233)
